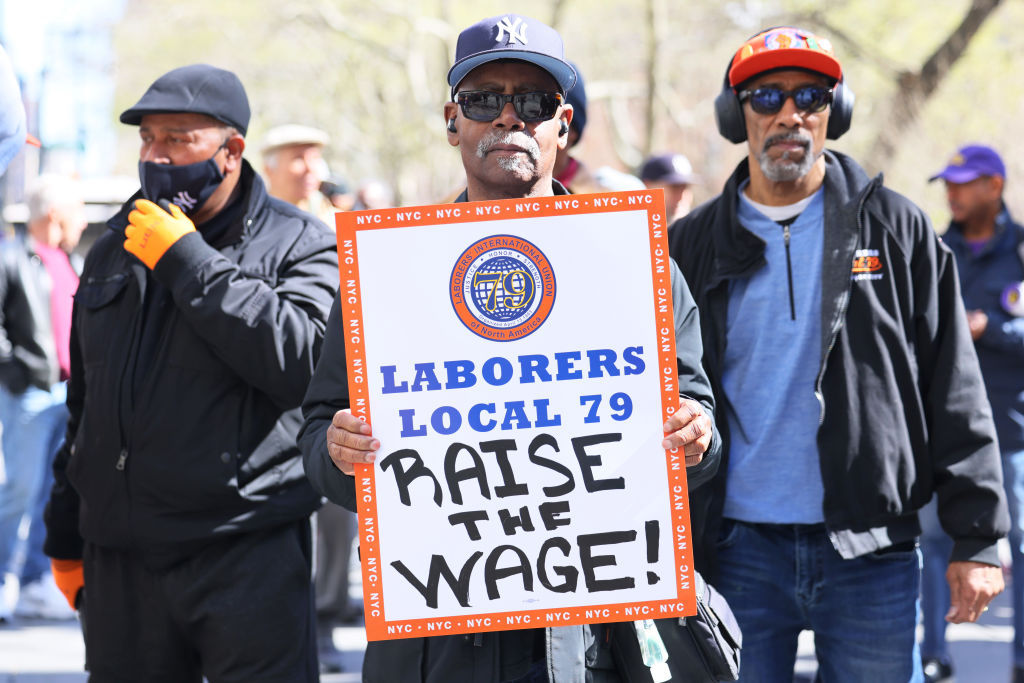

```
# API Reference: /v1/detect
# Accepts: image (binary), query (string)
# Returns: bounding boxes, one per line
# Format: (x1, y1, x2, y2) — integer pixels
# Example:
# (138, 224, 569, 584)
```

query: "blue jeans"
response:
(921, 449, 1024, 667)
(1003, 448, 1024, 667)
(716, 519, 923, 682)
(918, 498, 952, 663)
(0, 382, 68, 584)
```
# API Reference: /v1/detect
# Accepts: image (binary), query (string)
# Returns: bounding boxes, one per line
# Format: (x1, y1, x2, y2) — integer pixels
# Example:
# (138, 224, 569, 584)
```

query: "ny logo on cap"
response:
(495, 16, 527, 45)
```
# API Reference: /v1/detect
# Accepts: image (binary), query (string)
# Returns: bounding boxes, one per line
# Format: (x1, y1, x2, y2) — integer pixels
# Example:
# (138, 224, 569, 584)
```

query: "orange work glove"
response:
(51, 558, 84, 610)
(124, 199, 196, 269)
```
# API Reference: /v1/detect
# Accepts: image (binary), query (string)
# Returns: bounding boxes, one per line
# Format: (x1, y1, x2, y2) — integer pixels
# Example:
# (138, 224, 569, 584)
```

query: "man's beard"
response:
(476, 131, 541, 175)
(757, 131, 819, 182)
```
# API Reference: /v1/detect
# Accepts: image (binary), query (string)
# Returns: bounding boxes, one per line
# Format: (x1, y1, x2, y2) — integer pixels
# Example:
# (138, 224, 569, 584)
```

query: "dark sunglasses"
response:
(456, 91, 563, 123)
(738, 85, 833, 115)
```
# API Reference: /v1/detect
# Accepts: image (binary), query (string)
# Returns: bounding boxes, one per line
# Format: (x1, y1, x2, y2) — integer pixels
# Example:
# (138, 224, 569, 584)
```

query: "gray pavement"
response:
(0, 617, 366, 682)
(0, 580, 1015, 681)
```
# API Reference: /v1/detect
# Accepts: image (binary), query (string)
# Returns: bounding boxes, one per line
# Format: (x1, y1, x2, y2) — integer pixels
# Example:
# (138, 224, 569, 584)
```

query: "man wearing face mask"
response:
(42, 64, 338, 681)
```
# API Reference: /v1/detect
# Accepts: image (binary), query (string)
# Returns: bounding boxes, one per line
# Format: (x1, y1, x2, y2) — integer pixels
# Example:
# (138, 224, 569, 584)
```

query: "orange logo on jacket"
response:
(851, 255, 881, 273)
(851, 249, 884, 281)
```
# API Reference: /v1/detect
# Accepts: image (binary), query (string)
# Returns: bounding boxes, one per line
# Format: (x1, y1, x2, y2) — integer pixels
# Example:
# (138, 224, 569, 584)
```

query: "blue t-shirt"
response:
(721, 186, 825, 524)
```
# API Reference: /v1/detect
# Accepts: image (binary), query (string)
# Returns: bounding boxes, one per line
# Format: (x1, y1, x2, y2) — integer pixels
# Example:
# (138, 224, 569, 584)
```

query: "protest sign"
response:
(336, 189, 696, 641)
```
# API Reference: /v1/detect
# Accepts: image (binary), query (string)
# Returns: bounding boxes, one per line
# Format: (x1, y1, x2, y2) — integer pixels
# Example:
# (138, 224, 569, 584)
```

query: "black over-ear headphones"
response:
(713, 53, 855, 143)
(447, 118, 458, 134)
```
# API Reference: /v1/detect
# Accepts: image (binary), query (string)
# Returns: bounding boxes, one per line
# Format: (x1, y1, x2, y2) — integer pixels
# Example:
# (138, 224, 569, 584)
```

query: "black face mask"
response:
(138, 144, 226, 216)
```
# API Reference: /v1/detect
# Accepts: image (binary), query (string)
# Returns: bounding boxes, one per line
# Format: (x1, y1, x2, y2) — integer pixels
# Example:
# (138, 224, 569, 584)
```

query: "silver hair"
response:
(262, 148, 280, 171)
(26, 174, 83, 224)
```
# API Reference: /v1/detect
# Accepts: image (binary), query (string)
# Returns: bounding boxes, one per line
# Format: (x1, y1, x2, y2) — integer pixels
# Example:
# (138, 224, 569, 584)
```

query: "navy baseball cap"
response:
(120, 64, 251, 136)
(448, 14, 577, 95)
(930, 144, 1006, 183)
(640, 153, 696, 185)
(565, 62, 587, 139)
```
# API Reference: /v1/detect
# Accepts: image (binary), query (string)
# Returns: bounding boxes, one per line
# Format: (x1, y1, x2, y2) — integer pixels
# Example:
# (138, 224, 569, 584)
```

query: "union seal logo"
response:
(450, 234, 556, 341)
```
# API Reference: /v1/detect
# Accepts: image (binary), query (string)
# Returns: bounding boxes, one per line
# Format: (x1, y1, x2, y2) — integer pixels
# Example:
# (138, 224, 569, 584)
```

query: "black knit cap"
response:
(120, 64, 250, 135)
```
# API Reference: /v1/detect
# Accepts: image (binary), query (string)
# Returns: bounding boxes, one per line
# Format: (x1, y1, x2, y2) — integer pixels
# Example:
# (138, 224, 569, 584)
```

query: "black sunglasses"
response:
(738, 85, 833, 115)
(456, 91, 563, 123)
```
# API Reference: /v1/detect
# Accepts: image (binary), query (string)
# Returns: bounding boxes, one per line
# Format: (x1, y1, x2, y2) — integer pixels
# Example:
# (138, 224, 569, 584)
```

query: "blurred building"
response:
(0, 0, 129, 253)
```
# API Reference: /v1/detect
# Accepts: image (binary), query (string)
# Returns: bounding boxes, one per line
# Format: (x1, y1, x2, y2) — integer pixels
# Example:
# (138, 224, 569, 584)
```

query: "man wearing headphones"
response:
(670, 27, 1008, 680)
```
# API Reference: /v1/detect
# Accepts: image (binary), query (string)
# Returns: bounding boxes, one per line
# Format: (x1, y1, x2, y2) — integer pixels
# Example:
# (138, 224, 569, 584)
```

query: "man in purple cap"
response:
(670, 27, 1007, 680)
(42, 64, 338, 681)
(299, 13, 722, 682)
(919, 144, 1024, 682)
(639, 153, 697, 224)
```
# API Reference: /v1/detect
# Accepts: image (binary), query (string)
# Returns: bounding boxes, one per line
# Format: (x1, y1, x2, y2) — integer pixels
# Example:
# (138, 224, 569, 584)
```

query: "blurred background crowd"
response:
(0, 0, 1023, 680)
(1, 0, 1022, 249)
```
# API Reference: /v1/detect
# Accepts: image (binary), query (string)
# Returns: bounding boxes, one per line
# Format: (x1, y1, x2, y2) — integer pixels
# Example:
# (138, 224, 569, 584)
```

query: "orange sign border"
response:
(335, 189, 696, 641)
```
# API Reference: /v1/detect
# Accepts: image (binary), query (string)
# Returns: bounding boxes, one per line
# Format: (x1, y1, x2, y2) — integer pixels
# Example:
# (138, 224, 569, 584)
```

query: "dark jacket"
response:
(298, 183, 721, 682)
(942, 207, 1024, 454)
(670, 150, 1009, 579)
(0, 234, 82, 393)
(44, 161, 338, 563)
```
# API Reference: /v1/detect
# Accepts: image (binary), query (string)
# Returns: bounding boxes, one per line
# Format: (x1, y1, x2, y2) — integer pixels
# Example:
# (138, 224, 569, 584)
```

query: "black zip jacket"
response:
(44, 161, 338, 564)
(670, 150, 1008, 580)
(0, 235, 83, 392)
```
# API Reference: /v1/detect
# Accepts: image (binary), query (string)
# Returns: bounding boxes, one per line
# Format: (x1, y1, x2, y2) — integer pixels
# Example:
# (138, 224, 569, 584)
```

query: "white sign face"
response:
(336, 191, 696, 640)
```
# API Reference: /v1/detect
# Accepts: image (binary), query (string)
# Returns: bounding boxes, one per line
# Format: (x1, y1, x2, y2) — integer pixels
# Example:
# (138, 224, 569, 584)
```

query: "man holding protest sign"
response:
(300, 13, 722, 682)
(670, 27, 1009, 680)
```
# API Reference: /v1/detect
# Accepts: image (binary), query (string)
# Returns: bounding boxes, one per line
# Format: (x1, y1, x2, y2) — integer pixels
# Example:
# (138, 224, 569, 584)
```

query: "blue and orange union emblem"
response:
(450, 234, 556, 341)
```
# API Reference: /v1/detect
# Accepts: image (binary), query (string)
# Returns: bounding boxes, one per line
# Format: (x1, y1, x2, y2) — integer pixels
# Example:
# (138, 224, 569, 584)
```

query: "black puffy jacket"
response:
(44, 162, 338, 562)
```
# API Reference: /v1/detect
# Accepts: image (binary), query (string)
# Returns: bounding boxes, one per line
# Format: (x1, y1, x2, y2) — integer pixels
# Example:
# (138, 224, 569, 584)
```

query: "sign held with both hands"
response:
(336, 189, 696, 641)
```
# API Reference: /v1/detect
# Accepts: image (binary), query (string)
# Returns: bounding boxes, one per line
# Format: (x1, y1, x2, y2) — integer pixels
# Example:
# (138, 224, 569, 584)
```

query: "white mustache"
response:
(762, 132, 811, 156)
(476, 131, 541, 161)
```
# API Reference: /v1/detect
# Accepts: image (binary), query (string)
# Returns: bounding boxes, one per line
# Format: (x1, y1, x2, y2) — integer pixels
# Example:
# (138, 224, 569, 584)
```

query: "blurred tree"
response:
(109, 0, 1022, 224)
(804, 0, 1004, 174)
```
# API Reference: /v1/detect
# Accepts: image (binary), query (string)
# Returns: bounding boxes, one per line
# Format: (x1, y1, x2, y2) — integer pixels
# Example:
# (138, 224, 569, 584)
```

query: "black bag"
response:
(610, 571, 742, 681)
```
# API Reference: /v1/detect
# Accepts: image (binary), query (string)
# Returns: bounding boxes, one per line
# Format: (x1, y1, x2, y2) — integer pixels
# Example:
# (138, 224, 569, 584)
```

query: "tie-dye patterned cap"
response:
(728, 27, 842, 87)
